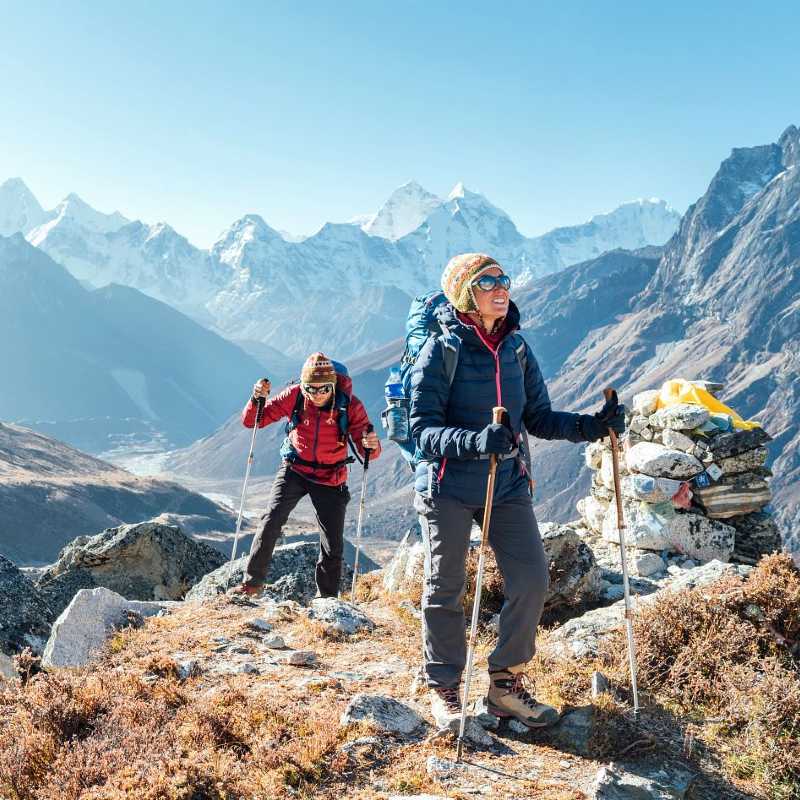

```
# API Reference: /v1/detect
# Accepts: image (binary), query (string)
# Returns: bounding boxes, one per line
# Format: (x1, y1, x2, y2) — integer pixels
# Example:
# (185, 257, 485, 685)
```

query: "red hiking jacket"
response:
(241, 377, 380, 487)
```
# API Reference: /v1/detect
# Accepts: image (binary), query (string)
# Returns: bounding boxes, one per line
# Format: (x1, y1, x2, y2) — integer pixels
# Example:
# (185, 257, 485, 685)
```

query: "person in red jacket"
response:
(231, 352, 381, 598)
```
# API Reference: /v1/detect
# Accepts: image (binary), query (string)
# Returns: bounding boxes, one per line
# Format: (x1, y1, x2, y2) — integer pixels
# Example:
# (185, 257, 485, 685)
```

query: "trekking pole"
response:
(226, 386, 267, 591)
(350, 424, 374, 602)
(457, 406, 506, 762)
(604, 387, 640, 717)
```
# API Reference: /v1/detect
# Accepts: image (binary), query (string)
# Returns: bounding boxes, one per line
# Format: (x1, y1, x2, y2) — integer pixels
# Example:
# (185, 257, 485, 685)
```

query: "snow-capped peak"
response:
(0, 177, 47, 236)
(448, 181, 467, 200)
(362, 180, 443, 240)
(585, 198, 681, 246)
(52, 193, 129, 233)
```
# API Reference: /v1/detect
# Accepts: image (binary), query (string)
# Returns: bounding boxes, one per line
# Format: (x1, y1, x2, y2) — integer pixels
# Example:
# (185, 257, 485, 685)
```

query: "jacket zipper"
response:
(312, 407, 321, 463)
(473, 326, 503, 407)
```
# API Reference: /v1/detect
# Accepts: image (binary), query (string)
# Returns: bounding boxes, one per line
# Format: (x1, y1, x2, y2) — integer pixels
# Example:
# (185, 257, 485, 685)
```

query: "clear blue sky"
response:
(1, 1, 798, 247)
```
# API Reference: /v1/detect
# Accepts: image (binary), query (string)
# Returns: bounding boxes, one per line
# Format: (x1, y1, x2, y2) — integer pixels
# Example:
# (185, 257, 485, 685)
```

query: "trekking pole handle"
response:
(363, 423, 375, 470)
(603, 386, 619, 408)
(254, 377, 269, 425)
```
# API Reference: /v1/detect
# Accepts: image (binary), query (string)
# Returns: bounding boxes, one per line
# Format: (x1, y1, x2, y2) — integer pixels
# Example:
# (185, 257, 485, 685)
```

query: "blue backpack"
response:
(384, 290, 532, 472)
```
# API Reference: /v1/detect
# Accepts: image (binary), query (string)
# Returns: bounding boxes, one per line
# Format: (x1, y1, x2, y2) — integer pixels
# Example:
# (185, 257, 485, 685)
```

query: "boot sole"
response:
(486, 702, 559, 728)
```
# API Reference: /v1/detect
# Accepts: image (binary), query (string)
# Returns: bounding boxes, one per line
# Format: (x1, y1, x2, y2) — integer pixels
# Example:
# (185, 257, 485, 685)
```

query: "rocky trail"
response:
(0, 582, 761, 800)
(4, 521, 791, 798)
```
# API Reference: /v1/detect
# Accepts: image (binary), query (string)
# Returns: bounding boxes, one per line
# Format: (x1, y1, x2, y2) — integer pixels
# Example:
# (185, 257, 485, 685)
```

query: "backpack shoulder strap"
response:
(509, 333, 533, 482)
(511, 333, 528, 372)
(285, 385, 305, 433)
(438, 321, 461, 387)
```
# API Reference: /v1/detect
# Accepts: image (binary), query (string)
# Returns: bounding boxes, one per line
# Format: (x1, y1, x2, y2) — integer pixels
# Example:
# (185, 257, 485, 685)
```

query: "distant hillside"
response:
(0, 422, 236, 565)
(0, 234, 265, 452)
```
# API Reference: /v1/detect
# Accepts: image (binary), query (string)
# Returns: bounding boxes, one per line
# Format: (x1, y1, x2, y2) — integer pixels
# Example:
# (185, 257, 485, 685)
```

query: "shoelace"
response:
(436, 687, 461, 710)
(510, 672, 540, 710)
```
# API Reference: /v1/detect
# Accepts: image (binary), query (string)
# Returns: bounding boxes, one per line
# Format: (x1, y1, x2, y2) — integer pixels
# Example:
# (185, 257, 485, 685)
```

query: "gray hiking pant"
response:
(413, 492, 549, 689)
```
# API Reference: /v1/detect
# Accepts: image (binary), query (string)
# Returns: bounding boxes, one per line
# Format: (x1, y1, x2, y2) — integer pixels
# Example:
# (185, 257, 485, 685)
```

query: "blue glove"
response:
(474, 423, 515, 455)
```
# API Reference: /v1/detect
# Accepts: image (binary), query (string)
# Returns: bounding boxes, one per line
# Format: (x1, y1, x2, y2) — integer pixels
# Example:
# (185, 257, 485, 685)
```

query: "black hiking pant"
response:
(244, 465, 350, 597)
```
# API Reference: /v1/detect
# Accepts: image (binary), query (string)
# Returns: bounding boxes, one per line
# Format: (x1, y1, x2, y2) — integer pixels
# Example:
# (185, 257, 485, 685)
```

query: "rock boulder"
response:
(0, 554, 53, 660)
(626, 442, 704, 480)
(37, 522, 226, 616)
(186, 541, 353, 603)
(42, 587, 174, 668)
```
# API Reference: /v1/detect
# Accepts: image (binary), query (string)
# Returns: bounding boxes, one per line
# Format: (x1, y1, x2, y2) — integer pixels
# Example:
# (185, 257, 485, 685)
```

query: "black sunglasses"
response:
(303, 383, 333, 396)
(473, 274, 511, 292)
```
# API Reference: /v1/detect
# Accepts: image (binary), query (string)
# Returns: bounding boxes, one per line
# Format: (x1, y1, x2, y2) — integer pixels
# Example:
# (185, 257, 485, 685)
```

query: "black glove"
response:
(474, 423, 515, 455)
(579, 396, 626, 441)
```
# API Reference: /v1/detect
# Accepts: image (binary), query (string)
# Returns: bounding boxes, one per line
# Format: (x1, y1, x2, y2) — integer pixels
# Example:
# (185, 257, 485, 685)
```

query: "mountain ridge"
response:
(0, 177, 680, 359)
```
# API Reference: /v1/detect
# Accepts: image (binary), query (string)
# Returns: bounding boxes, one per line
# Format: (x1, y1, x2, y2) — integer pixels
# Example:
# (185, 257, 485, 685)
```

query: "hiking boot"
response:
(486, 667, 560, 728)
(429, 686, 462, 731)
(228, 583, 263, 597)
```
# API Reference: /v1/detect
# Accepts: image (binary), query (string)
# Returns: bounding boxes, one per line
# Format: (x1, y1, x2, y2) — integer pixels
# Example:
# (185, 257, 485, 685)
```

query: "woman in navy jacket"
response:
(409, 252, 624, 730)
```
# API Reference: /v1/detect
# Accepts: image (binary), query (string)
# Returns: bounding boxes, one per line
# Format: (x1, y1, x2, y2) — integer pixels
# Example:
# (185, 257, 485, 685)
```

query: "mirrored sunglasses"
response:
(302, 383, 333, 396)
(473, 273, 511, 292)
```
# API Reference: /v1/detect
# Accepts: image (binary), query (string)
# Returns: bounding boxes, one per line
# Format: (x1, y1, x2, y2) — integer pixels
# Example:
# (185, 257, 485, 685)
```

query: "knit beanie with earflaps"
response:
(300, 352, 337, 386)
(441, 253, 500, 313)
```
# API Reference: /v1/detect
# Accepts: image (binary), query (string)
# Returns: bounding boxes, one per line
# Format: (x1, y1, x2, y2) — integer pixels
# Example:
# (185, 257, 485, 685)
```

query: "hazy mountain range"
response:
(162, 125, 800, 546)
(2, 126, 797, 557)
(0, 177, 680, 360)
(0, 235, 265, 450)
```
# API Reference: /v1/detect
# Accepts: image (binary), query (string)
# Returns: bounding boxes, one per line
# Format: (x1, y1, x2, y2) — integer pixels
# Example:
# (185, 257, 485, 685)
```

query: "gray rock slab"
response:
(718, 447, 768, 475)
(382, 530, 425, 594)
(602, 501, 673, 551)
(634, 552, 666, 577)
(649, 404, 710, 431)
(547, 706, 594, 756)
(708, 427, 772, 460)
(186, 541, 353, 603)
(669, 513, 735, 562)
(542, 524, 604, 607)
(278, 649, 317, 666)
(0, 652, 16, 680)
(309, 597, 375, 636)
(547, 560, 746, 658)
(660, 429, 696, 452)
(626, 443, 704, 480)
(341, 693, 425, 734)
(42, 587, 173, 668)
(593, 762, 694, 799)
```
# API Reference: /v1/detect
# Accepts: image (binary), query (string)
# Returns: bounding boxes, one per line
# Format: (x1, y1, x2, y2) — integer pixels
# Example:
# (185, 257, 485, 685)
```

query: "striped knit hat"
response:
(441, 253, 500, 312)
(300, 352, 337, 386)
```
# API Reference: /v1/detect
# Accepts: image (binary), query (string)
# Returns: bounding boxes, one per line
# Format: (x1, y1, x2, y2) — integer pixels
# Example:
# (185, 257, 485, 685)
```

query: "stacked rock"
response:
(577, 382, 780, 566)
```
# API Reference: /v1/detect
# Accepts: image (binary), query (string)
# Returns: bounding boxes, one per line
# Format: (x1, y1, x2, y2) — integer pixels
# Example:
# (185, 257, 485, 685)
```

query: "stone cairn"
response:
(577, 381, 780, 567)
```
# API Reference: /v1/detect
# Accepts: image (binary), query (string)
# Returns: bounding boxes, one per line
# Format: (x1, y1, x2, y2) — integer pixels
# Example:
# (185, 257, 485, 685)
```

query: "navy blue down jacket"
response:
(409, 300, 595, 505)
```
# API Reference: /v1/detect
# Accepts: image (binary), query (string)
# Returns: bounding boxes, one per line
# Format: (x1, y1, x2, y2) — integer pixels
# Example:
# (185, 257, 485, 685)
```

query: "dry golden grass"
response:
(4, 556, 796, 799)
(529, 553, 800, 800)
(0, 591, 603, 800)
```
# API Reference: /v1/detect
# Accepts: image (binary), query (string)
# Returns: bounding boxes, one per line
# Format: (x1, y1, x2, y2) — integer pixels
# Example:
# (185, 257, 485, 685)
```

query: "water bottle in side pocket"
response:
(381, 366, 410, 442)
